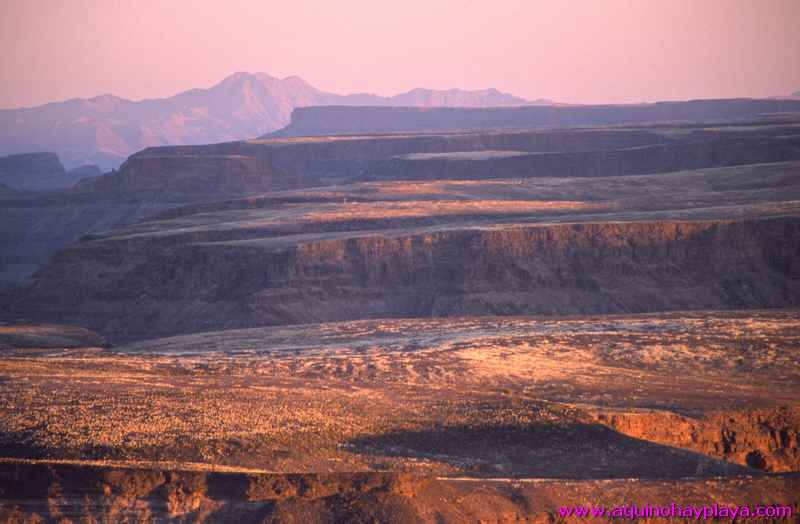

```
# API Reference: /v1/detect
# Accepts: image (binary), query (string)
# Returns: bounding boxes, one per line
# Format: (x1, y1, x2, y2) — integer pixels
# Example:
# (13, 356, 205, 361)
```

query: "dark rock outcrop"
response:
(0, 153, 98, 191)
(0, 462, 797, 523)
(0, 152, 63, 175)
(0, 465, 430, 523)
(0, 152, 74, 191)
(82, 153, 278, 195)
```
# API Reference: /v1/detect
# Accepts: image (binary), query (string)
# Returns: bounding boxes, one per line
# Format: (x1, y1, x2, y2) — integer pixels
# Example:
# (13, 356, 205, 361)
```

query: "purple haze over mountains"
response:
(0, 72, 532, 170)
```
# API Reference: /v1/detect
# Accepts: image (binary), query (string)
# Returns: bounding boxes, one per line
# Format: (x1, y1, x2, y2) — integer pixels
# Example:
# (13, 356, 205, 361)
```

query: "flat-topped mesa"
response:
(10, 153, 800, 342)
(78, 122, 800, 194)
(0, 152, 101, 191)
(0, 152, 64, 175)
(81, 151, 277, 195)
(11, 215, 800, 342)
(365, 135, 800, 181)
(0, 152, 64, 190)
(270, 98, 800, 137)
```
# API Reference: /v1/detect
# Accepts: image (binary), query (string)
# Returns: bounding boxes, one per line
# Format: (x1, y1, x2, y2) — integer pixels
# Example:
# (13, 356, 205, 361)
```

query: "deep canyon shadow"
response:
(348, 422, 757, 479)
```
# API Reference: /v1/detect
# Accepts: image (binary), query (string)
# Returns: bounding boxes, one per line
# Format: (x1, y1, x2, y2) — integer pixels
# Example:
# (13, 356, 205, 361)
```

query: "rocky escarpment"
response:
(77, 127, 684, 194)
(82, 153, 281, 195)
(0, 442, 795, 522)
(0, 462, 798, 523)
(270, 98, 800, 137)
(0, 152, 79, 191)
(366, 135, 800, 181)
(79, 121, 800, 193)
(10, 121, 766, 289)
(596, 406, 800, 473)
(0, 153, 100, 191)
(0, 191, 183, 288)
(0, 152, 64, 177)
(0, 465, 429, 523)
(10, 216, 800, 341)
(6, 120, 800, 337)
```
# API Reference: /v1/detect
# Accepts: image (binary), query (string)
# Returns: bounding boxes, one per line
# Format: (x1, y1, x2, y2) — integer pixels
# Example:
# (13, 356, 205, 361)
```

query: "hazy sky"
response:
(1, 0, 799, 108)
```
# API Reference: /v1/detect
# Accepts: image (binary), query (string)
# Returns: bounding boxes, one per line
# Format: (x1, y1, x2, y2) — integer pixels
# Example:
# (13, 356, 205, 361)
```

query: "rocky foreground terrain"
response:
(0, 313, 798, 521)
(1, 111, 799, 521)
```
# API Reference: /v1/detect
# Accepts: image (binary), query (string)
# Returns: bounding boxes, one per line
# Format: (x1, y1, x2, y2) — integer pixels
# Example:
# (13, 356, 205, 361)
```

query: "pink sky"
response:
(1, 0, 799, 108)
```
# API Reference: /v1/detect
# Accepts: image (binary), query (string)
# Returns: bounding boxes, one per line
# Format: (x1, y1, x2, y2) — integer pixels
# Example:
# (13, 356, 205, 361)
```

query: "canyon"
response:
(4, 117, 800, 340)
(6, 116, 800, 291)
(1, 104, 799, 522)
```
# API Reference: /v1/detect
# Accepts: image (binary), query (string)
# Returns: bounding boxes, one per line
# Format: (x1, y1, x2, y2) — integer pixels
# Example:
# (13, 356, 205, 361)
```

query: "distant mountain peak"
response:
(88, 94, 123, 102)
(402, 86, 508, 96)
(223, 71, 254, 81)
(281, 74, 309, 84)
(214, 71, 260, 89)
(0, 72, 539, 170)
(392, 86, 528, 107)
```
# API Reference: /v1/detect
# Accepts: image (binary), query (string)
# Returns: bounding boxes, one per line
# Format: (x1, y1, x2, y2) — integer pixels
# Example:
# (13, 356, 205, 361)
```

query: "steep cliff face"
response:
(6, 121, 800, 338)
(2, 463, 797, 524)
(78, 124, 800, 193)
(0, 152, 78, 191)
(0, 465, 430, 523)
(0, 191, 182, 288)
(0, 153, 100, 191)
(84, 154, 283, 195)
(12, 217, 800, 341)
(271, 99, 800, 137)
(596, 407, 800, 473)
(0, 152, 63, 174)
(0, 125, 690, 287)
(366, 136, 800, 181)
(80, 127, 684, 193)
